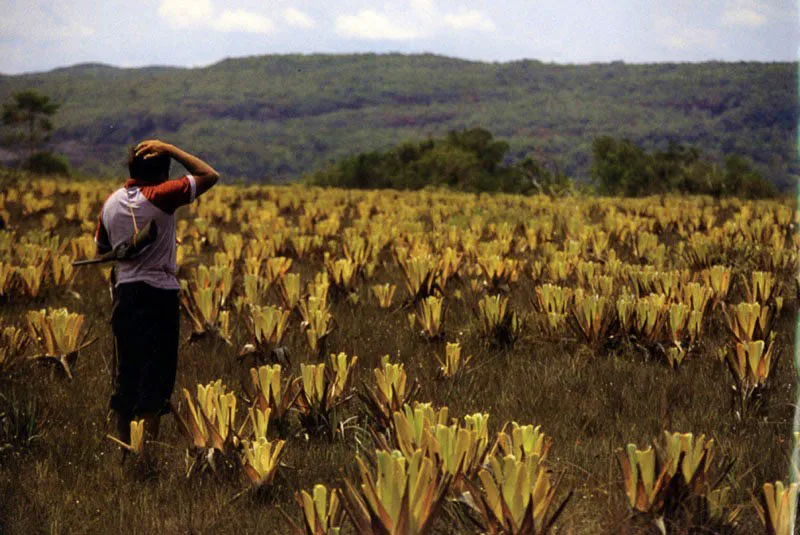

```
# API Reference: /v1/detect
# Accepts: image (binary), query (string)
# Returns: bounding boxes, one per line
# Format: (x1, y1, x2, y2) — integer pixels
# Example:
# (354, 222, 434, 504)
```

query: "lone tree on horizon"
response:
(2, 89, 59, 161)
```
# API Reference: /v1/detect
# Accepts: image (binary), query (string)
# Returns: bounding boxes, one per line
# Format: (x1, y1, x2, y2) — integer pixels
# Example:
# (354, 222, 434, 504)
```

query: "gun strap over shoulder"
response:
(128, 203, 139, 234)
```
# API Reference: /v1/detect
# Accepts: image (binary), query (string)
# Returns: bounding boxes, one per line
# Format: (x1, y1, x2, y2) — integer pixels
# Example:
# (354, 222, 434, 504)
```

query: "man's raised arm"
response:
(135, 140, 220, 197)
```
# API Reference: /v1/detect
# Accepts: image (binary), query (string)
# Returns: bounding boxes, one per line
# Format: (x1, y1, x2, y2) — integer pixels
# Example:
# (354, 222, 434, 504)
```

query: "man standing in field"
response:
(95, 140, 219, 450)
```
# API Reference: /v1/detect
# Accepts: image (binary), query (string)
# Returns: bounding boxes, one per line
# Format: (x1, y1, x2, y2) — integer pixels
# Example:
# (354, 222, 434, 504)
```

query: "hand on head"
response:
(135, 140, 171, 160)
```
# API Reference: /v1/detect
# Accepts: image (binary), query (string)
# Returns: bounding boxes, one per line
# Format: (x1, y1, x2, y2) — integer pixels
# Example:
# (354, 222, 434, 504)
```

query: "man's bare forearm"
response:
(165, 144, 220, 195)
(166, 145, 218, 181)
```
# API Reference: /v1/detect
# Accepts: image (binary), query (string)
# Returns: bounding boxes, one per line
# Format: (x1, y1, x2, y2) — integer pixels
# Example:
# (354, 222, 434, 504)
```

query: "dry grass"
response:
(0, 177, 796, 534)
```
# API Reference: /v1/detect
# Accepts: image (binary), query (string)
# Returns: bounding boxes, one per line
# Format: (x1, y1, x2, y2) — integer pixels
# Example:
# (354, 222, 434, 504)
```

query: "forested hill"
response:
(0, 54, 795, 188)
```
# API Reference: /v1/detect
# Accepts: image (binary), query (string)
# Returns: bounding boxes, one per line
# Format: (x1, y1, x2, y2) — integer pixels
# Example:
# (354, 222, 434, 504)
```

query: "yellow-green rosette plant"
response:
(757, 481, 798, 535)
(27, 307, 96, 380)
(341, 449, 451, 535)
(241, 436, 286, 489)
(465, 453, 569, 534)
(290, 484, 344, 535)
(360, 356, 420, 432)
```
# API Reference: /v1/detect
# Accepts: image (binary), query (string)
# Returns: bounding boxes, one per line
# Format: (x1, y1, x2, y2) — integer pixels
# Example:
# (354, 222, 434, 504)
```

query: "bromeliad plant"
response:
(341, 449, 452, 535)
(222, 232, 244, 263)
(616, 432, 734, 532)
(299, 295, 334, 356)
(756, 481, 798, 535)
(385, 406, 490, 495)
(437, 247, 463, 290)
(250, 364, 299, 436)
(0, 262, 15, 297)
(17, 264, 46, 298)
(242, 273, 270, 307)
(241, 435, 286, 490)
(280, 273, 302, 311)
(51, 254, 75, 286)
(371, 283, 397, 309)
(389, 402, 451, 458)
(569, 291, 615, 347)
(413, 295, 446, 341)
(664, 303, 695, 367)
(27, 308, 96, 380)
(173, 380, 240, 476)
(289, 484, 345, 535)
(534, 284, 573, 336)
(722, 301, 780, 418)
(476, 294, 521, 347)
(265, 256, 293, 286)
(493, 423, 551, 464)
(463, 453, 570, 535)
(107, 419, 146, 458)
(617, 293, 669, 358)
(723, 302, 774, 343)
(435, 341, 472, 379)
(397, 253, 440, 304)
(741, 271, 779, 305)
(241, 304, 291, 362)
(426, 418, 493, 493)
(180, 264, 233, 343)
(723, 334, 779, 419)
(325, 255, 360, 295)
(293, 353, 359, 438)
(701, 265, 732, 306)
(477, 254, 522, 291)
(0, 325, 29, 375)
(361, 356, 421, 431)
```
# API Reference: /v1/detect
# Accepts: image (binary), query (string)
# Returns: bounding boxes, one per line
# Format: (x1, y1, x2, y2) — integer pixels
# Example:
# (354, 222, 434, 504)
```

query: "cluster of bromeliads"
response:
(0, 179, 798, 533)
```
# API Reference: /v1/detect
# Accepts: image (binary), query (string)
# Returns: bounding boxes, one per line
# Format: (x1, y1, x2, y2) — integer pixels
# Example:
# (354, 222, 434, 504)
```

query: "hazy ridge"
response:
(0, 53, 794, 187)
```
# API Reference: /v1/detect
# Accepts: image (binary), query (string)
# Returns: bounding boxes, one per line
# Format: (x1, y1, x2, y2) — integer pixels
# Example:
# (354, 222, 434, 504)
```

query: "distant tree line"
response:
(309, 128, 778, 198)
(591, 136, 777, 198)
(308, 128, 573, 196)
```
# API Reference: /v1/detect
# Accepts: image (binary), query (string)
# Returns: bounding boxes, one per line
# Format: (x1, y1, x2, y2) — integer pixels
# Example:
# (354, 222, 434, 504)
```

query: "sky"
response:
(0, 0, 797, 74)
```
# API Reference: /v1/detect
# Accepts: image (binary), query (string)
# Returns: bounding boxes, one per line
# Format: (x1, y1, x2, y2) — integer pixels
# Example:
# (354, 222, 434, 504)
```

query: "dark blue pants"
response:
(110, 281, 179, 420)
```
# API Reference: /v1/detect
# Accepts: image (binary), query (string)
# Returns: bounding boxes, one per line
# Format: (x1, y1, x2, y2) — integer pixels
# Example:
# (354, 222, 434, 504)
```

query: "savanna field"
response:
(0, 174, 798, 534)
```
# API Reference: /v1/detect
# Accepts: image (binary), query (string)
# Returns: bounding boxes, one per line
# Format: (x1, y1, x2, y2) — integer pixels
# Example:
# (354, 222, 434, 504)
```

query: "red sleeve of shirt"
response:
(139, 175, 196, 214)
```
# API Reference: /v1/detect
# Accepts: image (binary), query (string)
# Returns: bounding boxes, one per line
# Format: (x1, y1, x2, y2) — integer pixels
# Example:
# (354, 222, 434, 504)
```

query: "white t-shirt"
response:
(95, 175, 196, 289)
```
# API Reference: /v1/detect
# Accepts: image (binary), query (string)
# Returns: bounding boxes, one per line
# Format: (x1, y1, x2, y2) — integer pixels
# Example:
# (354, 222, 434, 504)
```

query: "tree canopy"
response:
(1, 90, 69, 174)
(311, 128, 776, 198)
(2, 90, 59, 151)
(591, 136, 777, 198)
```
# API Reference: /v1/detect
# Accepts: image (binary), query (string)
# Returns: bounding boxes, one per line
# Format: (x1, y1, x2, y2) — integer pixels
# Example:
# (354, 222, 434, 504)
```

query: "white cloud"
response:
(335, 10, 419, 41)
(158, 0, 214, 29)
(443, 10, 496, 32)
(654, 15, 717, 51)
(335, 3, 498, 40)
(663, 27, 718, 50)
(722, 5, 767, 28)
(214, 9, 274, 33)
(158, 0, 273, 33)
(283, 8, 315, 29)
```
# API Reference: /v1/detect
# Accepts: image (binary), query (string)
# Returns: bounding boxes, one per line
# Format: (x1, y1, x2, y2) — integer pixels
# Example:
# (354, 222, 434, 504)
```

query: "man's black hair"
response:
(127, 146, 170, 182)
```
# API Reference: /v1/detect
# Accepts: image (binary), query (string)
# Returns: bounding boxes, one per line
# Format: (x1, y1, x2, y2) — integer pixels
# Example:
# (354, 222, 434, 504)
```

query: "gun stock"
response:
(72, 221, 158, 267)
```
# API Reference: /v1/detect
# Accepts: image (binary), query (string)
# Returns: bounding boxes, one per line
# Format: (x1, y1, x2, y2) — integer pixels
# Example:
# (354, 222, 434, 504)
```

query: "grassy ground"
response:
(0, 177, 796, 534)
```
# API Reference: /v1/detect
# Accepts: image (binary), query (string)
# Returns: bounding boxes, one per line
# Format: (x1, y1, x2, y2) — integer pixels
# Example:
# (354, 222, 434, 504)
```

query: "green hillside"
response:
(0, 54, 795, 188)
